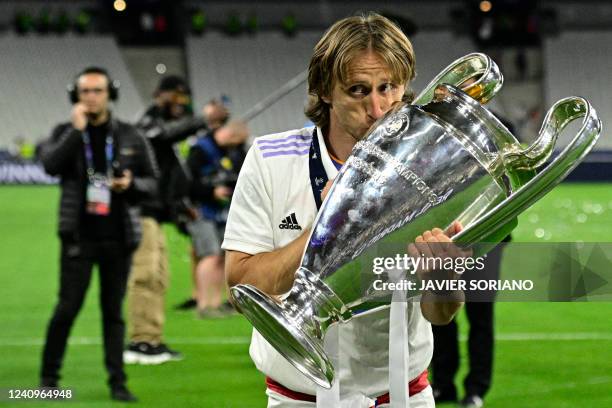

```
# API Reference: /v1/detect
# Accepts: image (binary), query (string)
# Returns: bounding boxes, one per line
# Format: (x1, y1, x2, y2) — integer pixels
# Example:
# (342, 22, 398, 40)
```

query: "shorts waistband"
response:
(265, 369, 429, 406)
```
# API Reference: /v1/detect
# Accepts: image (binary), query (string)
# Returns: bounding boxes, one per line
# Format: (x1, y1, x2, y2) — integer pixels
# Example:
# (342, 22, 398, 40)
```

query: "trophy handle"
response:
(413, 53, 503, 106)
(452, 97, 602, 245)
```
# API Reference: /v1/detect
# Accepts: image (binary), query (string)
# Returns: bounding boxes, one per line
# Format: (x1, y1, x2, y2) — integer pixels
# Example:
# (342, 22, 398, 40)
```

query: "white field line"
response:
(0, 336, 251, 347)
(1, 332, 612, 347)
(464, 332, 612, 341)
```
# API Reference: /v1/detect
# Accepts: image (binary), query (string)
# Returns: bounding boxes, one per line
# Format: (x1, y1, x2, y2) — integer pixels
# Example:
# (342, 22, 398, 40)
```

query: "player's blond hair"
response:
(305, 13, 416, 130)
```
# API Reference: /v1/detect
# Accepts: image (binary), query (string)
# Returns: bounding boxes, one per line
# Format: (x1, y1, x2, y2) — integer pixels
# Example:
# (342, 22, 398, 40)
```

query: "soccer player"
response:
(223, 13, 466, 407)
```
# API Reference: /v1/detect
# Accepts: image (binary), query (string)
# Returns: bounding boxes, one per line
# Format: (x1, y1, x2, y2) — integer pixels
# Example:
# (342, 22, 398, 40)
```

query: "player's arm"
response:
(420, 291, 463, 325)
(226, 229, 310, 296)
(226, 179, 331, 296)
(409, 223, 466, 325)
(224, 141, 312, 297)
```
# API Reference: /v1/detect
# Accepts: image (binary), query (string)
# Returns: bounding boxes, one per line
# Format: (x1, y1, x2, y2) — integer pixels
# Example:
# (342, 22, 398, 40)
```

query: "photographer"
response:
(187, 100, 248, 317)
(39, 67, 158, 402)
(124, 75, 208, 364)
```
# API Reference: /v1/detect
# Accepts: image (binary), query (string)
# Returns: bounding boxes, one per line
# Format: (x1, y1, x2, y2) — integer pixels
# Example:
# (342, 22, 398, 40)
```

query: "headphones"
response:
(67, 66, 120, 104)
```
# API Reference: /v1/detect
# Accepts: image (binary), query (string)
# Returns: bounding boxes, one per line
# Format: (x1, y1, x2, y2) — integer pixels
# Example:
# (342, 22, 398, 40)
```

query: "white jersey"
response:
(222, 126, 433, 397)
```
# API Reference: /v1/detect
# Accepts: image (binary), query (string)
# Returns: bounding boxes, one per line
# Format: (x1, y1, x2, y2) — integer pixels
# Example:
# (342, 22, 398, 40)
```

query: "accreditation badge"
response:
(86, 174, 111, 216)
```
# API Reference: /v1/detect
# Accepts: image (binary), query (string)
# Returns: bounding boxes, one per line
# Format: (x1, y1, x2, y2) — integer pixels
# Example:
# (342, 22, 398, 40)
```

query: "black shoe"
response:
(460, 395, 484, 408)
(157, 343, 184, 361)
(123, 342, 172, 365)
(111, 385, 138, 402)
(174, 297, 197, 310)
(432, 386, 457, 403)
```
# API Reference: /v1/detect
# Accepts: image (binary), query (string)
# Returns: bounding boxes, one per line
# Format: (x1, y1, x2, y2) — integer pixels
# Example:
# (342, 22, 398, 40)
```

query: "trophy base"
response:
(230, 283, 335, 389)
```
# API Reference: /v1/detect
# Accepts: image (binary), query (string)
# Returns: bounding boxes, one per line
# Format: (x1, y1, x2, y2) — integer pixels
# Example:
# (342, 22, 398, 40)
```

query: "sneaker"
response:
(174, 297, 197, 310)
(123, 342, 172, 365)
(460, 395, 484, 408)
(110, 384, 138, 402)
(197, 303, 237, 319)
(157, 343, 184, 361)
(220, 300, 237, 314)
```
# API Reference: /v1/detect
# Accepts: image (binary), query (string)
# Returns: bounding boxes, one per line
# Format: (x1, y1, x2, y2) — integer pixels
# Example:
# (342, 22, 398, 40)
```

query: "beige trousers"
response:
(127, 217, 169, 344)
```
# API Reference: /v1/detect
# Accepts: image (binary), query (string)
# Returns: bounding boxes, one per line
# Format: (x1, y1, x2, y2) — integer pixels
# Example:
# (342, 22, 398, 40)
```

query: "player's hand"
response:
(407, 221, 472, 284)
(71, 103, 88, 131)
(110, 169, 132, 193)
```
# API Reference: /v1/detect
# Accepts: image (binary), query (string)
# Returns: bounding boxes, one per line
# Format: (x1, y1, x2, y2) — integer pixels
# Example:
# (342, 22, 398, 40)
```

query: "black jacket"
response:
(40, 117, 158, 250)
(137, 105, 208, 222)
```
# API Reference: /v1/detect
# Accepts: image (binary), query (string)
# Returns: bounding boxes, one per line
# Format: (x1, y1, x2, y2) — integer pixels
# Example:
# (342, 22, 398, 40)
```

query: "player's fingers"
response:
(407, 242, 427, 277)
(424, 229, 448, 259)
(407, 243, 419, 258)
(414, 235, 433, 259)
(445, 221, 463, 238)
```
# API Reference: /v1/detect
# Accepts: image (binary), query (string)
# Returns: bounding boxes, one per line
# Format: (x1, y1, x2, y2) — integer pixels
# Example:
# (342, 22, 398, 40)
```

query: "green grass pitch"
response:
(0, 184, 611, 407)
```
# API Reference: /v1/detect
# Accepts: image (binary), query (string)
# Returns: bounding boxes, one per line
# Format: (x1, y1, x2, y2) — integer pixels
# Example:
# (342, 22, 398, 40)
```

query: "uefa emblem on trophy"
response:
(230, 53, 602, 388)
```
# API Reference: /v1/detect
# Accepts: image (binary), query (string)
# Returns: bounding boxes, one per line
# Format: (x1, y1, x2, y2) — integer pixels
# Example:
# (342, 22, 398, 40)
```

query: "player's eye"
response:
(378, 83, 397, 94)
(348, 85, 370, 96)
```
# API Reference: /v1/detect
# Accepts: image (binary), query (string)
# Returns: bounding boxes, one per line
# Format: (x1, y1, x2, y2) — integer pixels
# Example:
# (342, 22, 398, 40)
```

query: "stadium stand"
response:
(544, 31, 612, 150)
(544, 31, 612, 180)
(0, 34, 144, 147)
(186, 31, 476, 139)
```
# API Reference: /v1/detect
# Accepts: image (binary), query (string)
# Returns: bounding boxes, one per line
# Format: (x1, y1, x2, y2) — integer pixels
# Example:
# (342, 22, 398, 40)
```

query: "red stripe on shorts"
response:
(265, 369, 429, 406)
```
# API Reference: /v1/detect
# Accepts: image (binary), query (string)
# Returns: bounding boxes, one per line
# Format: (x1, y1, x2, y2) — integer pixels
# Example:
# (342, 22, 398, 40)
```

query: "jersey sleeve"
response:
(222, 144, 275, 254)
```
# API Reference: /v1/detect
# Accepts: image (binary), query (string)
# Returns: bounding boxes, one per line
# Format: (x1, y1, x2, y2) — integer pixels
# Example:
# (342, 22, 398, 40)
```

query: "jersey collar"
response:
(315, 126, 340, 179)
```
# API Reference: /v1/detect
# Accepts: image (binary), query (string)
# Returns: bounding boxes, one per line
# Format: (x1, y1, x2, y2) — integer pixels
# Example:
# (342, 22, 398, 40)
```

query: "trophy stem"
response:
(230, 268, 348, 388)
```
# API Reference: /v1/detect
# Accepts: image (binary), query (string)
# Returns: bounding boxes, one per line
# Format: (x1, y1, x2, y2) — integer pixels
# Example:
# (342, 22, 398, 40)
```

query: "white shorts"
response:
(266, 385, 435, 408)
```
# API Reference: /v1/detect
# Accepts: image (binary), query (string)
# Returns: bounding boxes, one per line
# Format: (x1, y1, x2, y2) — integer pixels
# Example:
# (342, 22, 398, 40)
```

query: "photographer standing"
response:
(39, 67, 158, 402)
(187, 100, 247, 317)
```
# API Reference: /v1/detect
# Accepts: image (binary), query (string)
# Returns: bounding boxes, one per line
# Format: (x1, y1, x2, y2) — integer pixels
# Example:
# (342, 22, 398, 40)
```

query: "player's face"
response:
(325, 49, 405, 141)
(77, 73, 110, 116)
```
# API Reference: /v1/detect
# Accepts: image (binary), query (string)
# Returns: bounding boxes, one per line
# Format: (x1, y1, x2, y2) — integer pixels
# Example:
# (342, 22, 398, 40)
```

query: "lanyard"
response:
(308, 128, 329, 210)
(82, 130, 114, 182)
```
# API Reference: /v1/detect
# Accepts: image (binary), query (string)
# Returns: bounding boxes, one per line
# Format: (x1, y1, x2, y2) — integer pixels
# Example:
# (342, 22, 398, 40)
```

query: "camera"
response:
(112, 162, 124, 178)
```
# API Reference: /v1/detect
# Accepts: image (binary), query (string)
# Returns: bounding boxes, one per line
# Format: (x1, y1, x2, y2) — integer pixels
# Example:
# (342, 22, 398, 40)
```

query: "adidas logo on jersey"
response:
(279, 213, 302, 230)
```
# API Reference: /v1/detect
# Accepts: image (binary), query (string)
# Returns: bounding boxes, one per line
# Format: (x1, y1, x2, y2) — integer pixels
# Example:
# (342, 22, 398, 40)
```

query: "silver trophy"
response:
(230, 53, 602, 388)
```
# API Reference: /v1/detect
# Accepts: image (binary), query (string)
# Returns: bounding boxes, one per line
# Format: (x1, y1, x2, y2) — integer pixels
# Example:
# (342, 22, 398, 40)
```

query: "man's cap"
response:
(156, 75, 191, 94)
